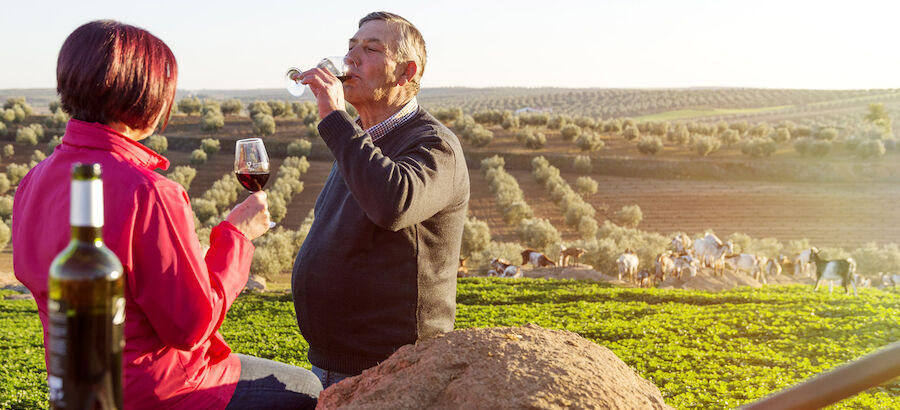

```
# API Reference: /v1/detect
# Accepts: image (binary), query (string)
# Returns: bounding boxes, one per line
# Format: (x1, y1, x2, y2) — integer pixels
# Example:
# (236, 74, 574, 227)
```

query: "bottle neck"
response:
(70, 179, 104, 242)
(71, 226, 103, 243)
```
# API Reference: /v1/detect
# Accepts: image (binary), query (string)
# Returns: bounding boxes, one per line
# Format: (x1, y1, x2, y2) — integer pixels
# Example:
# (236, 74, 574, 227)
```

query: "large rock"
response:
(317, 324, 672, 409)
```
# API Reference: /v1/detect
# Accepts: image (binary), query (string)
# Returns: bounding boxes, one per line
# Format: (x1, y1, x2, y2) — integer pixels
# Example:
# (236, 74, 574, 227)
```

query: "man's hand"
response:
(225, 191, 271, 240)
(301, 67, 345, 119)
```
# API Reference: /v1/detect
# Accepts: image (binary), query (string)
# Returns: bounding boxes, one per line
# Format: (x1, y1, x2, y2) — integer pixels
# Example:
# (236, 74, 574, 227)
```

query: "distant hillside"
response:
(4, 87, 900, 124)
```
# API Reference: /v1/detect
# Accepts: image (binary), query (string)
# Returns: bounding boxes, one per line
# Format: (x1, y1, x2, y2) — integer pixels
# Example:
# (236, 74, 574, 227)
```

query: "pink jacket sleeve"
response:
(129, 182, 253, 351)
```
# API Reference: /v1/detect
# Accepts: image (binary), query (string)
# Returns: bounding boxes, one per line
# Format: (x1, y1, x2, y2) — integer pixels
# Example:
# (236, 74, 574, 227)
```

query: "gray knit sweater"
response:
(291, 108, 470, 375)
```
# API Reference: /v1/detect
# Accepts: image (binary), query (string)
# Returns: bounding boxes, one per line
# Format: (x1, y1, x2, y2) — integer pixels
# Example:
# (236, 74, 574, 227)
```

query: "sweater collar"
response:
(61, 119, 170, 171)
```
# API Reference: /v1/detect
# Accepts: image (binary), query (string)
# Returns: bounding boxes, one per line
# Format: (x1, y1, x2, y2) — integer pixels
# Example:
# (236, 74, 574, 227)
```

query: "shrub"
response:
(856, 139, 886, 159)
(793, 137, 812, 155)
(0, 196, 12, 221)
(502, 201, 533, 226)
(740, 137, 777, 157)
(573, 155, 591, 174)
(294, 102, 318, 120)
(501, 113, 520, 130)
(200, 109, 225, 131)
(247, 101, 273, 118)
(516, 217, 562, 255)
(622, 125, 640, 141)
(200, 138, 221, 155)
(461, 216, 491, 258)
(524, 132, 546, 150)
(6, 164, 31, 185)
(0, 174, 10, 195)
(178, 97, 202, 115)
(575, 176, 598, 197)
(221, 99, 243, 115)
(851, 242, 900, 275)
(190, 149, 208, 166)
(287, 139, 313, 157)
(3, 144, 13, 157)
(560, 124, 582, 141)
(694, 136, 721, 156)
(44, 110, 69, 130)
(49, 100, 60, 114)
(252, 113, 276, 136)
(144, 135, 168, 154)
(772, 127, 791, 143)
(47, 135, 62, 151)
(15, 127, 38, 145)
(467, 125, 493, 147)
(0, 109, 13, 125)
(719, 129, 741, 145)
(0, 219, 9, 249)
(30, 150, 46, 166)
(267, 100, 293, 118)
(190, 198, 219, 225)
(480, 155, 505, 171)
(249, 227, 297, 279)
(576, 132, 605, 152)
(433, 107, 462, 123)
(0, 122, 5, 137)
(636, 136, 663, 155)
(615, 204, 643, 228)
(816, 127, 839, 141)
(168, 166, 198, 191)
(807, 140, 832, 157)
(669, 124, 690, 145)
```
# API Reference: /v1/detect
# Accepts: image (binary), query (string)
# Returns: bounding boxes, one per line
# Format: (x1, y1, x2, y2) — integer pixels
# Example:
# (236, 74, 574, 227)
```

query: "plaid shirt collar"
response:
(356, 97, 419, 142)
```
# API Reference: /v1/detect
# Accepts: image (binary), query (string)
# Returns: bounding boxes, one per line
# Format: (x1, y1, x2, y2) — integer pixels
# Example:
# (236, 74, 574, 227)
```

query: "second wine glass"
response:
(234, 138, 275, 228)
(285, 56, 350, 97)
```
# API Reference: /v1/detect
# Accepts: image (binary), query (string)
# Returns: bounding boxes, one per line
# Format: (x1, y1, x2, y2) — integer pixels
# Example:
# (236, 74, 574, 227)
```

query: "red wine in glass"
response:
(235, 172, 269, 192)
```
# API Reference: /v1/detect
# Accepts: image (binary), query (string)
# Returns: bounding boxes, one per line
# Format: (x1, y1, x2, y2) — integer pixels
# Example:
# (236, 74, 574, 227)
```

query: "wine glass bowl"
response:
(284, 56, 350, 97)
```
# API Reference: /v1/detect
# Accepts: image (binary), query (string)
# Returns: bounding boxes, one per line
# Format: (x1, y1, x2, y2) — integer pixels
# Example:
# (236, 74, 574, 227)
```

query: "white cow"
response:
(793, 247, 819, 278)
(616, 250, 639, 282)
(655, 252, 677, 281)
(693, 233, 733, 276)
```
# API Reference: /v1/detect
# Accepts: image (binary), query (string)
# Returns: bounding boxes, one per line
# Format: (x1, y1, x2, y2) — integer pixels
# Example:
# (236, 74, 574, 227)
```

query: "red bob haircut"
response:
(57, 20, 178, 131)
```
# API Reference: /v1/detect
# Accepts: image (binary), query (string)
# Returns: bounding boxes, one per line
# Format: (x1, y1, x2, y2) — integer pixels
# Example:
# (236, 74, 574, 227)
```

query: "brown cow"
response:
(522, 249, 556, 268)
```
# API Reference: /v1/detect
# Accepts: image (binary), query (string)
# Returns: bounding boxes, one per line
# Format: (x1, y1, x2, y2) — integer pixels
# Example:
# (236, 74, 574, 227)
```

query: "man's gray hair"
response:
(359, 11, 426, 95)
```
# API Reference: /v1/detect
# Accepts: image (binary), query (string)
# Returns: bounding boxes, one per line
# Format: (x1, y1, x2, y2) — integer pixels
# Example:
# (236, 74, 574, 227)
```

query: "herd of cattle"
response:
(458, 233, 900, 296)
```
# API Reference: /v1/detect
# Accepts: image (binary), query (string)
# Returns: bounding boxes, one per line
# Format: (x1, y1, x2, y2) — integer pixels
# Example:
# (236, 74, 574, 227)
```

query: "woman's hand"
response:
(225, 191, 271, 240)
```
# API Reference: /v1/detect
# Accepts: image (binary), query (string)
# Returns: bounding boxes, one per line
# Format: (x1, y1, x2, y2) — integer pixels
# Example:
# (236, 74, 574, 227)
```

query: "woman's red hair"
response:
(57, 20, 178, 131)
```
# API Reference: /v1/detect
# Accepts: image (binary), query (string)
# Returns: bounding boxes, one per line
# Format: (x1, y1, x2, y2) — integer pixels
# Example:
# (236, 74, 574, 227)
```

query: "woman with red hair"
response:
(13, 20, 321, 409)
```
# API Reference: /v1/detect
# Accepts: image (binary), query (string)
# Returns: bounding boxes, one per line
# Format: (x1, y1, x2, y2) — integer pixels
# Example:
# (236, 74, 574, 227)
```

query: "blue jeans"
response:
(311, 365, 356, 390)
(225, 354, 322, 409)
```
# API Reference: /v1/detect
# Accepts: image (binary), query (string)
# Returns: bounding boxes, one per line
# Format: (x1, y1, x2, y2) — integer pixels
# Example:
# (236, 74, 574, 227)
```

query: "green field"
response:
(2, 280, 899, 409)
(633, 105, 794, 122)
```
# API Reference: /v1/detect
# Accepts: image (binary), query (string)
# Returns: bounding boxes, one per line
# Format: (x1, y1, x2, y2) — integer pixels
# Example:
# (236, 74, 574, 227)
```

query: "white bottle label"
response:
(70, 180, 103, 227)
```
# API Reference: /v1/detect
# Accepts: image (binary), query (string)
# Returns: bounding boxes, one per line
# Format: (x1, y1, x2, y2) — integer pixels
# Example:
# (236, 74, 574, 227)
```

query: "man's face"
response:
(344, 20, 404, 106)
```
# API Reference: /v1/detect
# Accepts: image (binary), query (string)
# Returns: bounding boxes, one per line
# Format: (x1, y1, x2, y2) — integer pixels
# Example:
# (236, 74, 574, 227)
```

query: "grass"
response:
(2, 281, 899, 409)
(633, 105, 794, 122)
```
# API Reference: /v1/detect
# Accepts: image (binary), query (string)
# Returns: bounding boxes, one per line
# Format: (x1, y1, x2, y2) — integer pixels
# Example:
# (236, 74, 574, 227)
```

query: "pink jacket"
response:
(13, 120, 252, 409)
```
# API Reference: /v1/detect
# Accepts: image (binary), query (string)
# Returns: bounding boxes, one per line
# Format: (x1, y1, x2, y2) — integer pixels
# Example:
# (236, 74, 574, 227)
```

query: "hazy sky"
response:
(2, 0, 898, 91)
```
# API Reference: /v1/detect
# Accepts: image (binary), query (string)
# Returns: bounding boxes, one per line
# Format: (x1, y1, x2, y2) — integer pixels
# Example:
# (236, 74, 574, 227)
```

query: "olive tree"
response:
(252, 113, 276, 136)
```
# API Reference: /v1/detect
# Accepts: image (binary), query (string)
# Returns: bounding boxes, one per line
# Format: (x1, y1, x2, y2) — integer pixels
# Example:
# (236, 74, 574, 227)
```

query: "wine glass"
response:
(285, 56, 351, 97)
(234, 138, 275, 228)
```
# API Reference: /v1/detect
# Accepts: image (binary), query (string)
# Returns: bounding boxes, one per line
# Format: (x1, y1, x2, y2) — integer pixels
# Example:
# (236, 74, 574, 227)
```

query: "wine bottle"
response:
(48, 163, 124, 410)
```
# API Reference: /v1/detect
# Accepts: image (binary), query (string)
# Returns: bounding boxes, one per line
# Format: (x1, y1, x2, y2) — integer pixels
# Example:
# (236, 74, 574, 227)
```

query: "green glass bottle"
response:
(48, 163, 124, 410)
